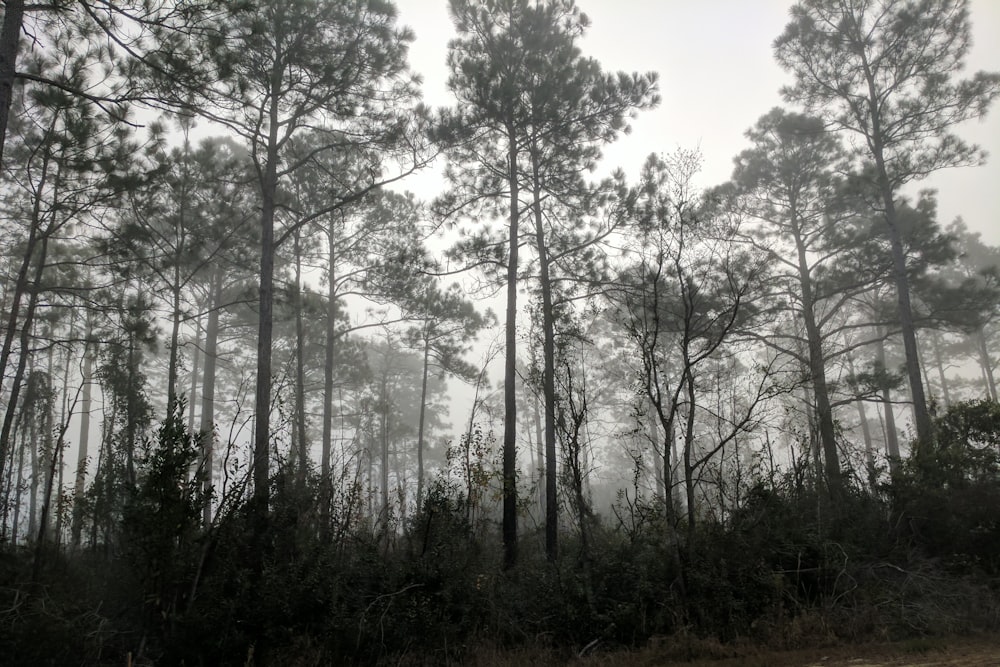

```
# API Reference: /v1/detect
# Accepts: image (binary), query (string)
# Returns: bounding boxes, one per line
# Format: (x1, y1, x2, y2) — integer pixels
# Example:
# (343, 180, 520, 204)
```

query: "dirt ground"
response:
(640, 637, 1000, 667)
(457, 636, 1000, 666)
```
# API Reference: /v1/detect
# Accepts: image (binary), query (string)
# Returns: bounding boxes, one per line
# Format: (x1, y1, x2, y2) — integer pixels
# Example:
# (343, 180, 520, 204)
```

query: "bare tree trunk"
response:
(71, 335, 95, 548)
(977, 326, 997, 402)
(0, 0, 25, 166)
(874, 159, 932, 444)
(415, 330, 430, 507)
(187, 313, 202, 437)
(874, 326, 901, 471)
(530, 146, 558, 563)
(501, 123, 520, 569)
(321, 229, 337, 531)
(199, 271, 221, 527)
(252, 44, 285, 529)
(845, 348, 876, 486)
(792, 222, 841, 492)
(649, 402, 664, 501)
(930, 331, 952, 407)
(0, 149, 51, 486)
(533, 395, 544, 518)
(293, 228, 308, 488)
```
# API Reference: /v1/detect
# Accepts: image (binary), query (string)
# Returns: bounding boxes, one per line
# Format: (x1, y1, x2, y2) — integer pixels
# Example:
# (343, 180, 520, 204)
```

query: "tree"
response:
(404, 280, 490, 505)
(727, 108, 864, 492)
(613, 151, 777, 540)
(774, 0, 1000, 445)
(439, 0, 657, 564)
(0, 0, 218, 169)
(198, 0, 425, 528)
(0, 38, 148, 504)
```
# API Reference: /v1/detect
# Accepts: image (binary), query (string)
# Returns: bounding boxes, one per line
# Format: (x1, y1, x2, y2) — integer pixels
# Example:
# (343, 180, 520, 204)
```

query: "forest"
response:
(1, 0, 999, 664)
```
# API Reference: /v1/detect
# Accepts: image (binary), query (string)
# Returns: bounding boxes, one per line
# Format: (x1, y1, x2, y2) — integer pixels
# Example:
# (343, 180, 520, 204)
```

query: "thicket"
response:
(1, 399, 999, 666)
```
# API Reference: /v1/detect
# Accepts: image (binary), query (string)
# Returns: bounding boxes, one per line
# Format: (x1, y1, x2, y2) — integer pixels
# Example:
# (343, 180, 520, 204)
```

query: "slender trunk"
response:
(874, 326, 901, 471)
(792, 217, 840, 492)
(34, 366, 73, 583)
(380, 375, 389, 524)
(976, 326, 997, 402)
(187, 313, 202, 437)
(166, 282, 182, 415)
(199, 271, 221, 527)
(0, 0, 25, 166)
(845, 348, 876, 486)
(71, 334, 95, 548)
(2, 232, 50, 517)
(12, 424, 26, 545)
(0, 147, 51, 485)
(533, 393, 544, 517)
(321, 227, 337, 530)
(930, 331, 952, 407)
(530, 146, 558, 562)
(875, 184, 930, 438)
(27, 365, 38, 542)
(252, 55, 283, 524)
(649, 402, 664, 501)
(682, 367, 697, 544)
(293, 228, 307, 488)
(125, 331, 137, 486)
(415, 329, 430, 507)
(501, 122, 519, 569)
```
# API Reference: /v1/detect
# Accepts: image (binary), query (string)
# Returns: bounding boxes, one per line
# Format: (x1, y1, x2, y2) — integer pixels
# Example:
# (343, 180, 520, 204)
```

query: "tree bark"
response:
(199, 270, 221, 527)
(0, 0, 25, 167)
(501, 123, 519, 569)
(252, 50, 283, 527)
(530, 145, 558, 562)
(868, 120, 932, 445)
(976, 326, 997, 402)
(874, 326, 901, 472)
(0, 146, 51, 484)
(929, 331, 952, 407)
(70, 334, 94, 547)
(792, 214, 841, 492)
(293, 228, 308, 488)
(321, 228, 337, 531)
(415, 329, 430, 507)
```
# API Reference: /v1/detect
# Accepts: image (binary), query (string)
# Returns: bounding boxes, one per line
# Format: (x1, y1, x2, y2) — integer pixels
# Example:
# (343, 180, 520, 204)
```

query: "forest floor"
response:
(576, 636, 1000, 667)
(457, 636, 1000, 666)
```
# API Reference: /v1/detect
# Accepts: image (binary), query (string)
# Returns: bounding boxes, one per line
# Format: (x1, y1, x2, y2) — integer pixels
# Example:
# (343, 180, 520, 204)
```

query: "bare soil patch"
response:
(595, 636, 1000, 666)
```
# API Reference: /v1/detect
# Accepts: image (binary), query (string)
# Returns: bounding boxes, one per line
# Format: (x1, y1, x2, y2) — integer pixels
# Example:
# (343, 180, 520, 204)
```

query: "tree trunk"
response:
(415, 329, 430, 507)
(792, 218, 841, 492)
(530, 145, 558, 562)
(379, 376, 390, 526)
(977, 326, 997, 401)
(71, 335, 95, 547)
(501, 123, 520, 569)
(252, 61, 282, 527)
(187, 313, 202, 437)
(0, 0, 25, 166)
(845, 348, 876, 486)
(321, 228, 337, 531)
(293, 228, 308, 488)
(930, 330, 952, 407)
(872, 144, 932, 445)
(649, 401, 664, 501)
(0, 147, 50, 485)
(533, 394, 544, 517)
(1, 232, 49, 514)
(874, 326, 901, 472)
(198, 271, 221, 527)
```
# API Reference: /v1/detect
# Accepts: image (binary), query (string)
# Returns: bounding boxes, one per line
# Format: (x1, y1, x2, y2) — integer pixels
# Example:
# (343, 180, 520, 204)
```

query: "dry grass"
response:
(416, 635, 1000, 667)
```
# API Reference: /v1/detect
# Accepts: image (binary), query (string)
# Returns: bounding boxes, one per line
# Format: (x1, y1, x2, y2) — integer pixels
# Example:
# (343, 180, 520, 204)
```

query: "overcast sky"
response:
(396, 0, 1000, 245)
